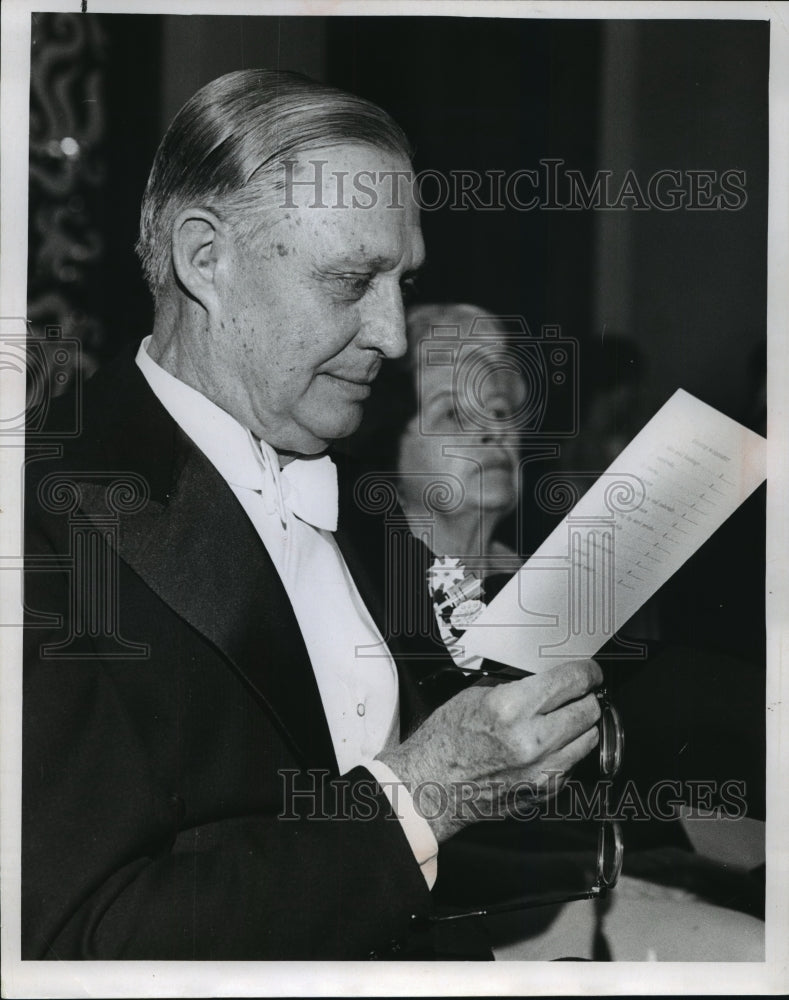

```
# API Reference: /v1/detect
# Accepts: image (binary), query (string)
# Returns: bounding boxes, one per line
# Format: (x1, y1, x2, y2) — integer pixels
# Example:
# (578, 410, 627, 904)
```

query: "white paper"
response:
(463, 389, 766, 670)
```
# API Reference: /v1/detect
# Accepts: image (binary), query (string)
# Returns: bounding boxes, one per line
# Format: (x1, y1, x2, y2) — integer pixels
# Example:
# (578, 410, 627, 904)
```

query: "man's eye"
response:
(338, 274, 373, 299)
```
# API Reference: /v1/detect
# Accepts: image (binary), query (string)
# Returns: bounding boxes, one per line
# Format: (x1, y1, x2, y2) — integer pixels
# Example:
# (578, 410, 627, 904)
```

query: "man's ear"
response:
(171, 208, 225, 311)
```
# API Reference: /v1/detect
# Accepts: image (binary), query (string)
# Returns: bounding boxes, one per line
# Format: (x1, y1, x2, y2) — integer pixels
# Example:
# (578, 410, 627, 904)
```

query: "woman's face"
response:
(396, 340, 525, 518)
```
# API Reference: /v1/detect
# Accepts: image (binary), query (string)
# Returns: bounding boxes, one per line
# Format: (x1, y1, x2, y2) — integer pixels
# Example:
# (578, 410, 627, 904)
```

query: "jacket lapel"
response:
(74, 355, 338, 773)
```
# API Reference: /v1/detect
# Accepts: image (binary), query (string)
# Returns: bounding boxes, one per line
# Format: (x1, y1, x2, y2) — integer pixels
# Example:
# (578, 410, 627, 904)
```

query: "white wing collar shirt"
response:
(136, 337, 438, 886)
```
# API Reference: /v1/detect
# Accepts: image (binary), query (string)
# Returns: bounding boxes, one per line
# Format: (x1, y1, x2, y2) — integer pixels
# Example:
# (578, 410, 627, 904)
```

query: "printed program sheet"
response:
(463, 390, 767, 670)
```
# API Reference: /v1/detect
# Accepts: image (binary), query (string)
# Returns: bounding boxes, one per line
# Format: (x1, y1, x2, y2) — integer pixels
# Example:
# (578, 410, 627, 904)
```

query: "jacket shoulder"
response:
(25, 347, 178, 498)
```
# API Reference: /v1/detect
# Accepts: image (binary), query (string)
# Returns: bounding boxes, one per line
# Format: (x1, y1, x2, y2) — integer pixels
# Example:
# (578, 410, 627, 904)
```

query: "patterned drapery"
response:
(28, 12, 108, 392)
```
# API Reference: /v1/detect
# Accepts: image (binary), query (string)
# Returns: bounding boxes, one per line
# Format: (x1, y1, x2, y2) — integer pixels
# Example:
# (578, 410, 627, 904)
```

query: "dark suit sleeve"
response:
(22, 521, 432, 961)
(28, 766, 431, 961)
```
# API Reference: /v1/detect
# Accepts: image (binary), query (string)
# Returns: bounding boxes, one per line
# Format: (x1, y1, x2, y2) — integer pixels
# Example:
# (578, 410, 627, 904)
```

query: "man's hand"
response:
(377, 659, 602, 843)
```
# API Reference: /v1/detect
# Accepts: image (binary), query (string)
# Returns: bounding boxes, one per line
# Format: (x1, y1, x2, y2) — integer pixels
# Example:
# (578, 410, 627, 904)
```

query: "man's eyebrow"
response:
(325, 253, 427, 275)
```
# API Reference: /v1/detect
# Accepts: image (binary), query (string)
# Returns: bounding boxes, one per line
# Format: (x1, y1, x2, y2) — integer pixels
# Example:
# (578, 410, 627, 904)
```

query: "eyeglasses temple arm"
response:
(417, 887, 608, 925)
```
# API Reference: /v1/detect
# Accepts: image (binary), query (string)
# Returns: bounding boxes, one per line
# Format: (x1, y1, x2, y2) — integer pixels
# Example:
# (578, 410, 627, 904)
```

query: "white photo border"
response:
(2, 1, 787, 995)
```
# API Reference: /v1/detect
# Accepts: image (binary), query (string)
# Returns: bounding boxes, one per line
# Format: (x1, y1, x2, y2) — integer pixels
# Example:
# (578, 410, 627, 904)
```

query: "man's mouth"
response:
(321, 372, 375, 397)
(321, 359, 381, 389)
(335, 375, 374, 386)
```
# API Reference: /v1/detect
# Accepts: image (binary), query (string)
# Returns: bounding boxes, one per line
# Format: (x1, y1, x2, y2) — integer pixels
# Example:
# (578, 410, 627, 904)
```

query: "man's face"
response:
(207, 144, 424, 454)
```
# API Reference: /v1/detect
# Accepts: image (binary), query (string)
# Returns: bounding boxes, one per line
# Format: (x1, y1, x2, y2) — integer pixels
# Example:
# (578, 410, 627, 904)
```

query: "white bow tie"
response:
(251, 436, 339, 533)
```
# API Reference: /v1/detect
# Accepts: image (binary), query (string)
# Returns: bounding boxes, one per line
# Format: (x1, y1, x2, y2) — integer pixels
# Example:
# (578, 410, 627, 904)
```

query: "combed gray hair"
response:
(136, 68, 412, 298)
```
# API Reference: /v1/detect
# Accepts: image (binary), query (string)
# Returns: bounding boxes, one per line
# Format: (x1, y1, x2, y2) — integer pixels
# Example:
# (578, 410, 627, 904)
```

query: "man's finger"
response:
(542, 718, 601, 778)
(528, 689, 602, 757)
(532, 658, 603, 714)
(484, 658, 601, 730)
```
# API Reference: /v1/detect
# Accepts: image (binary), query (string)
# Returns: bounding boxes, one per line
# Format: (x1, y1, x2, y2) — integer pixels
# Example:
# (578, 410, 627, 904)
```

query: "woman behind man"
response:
(348, 300, 765, 961)
(349, 302, 527, 667)
(395, 303, 524, 563)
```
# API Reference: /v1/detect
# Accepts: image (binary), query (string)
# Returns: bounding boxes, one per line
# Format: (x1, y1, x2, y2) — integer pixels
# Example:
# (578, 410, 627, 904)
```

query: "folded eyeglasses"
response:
(417, 687, 624, 926)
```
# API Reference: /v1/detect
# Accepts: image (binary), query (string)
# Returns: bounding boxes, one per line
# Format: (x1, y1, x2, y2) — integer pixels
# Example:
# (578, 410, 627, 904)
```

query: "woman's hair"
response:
(136, 68, 412, 299)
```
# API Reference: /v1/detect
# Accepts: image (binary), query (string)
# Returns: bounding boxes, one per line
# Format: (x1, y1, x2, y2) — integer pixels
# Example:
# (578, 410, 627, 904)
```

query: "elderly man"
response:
(23, 69, 601, 961)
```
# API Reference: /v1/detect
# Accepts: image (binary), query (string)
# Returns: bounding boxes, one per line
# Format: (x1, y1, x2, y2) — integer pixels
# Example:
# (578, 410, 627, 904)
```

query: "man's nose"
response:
(358, 282, 408, 359)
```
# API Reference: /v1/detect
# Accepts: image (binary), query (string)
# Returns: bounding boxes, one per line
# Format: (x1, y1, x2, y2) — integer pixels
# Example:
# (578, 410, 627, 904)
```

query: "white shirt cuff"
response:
(364, 758, 439, 890)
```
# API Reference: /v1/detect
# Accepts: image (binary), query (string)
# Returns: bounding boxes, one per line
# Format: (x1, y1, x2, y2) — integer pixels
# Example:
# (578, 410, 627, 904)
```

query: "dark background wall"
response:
(29, 13, 767, 426)
(155, 16, 770, 433)
(592, 20, 768, 425)
(27, 13, 768, 655)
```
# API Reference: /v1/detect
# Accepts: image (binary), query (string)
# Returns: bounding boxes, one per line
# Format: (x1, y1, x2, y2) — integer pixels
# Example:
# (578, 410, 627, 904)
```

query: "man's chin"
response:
(322, 419, 364, 446)
(291, 406, 363, 453)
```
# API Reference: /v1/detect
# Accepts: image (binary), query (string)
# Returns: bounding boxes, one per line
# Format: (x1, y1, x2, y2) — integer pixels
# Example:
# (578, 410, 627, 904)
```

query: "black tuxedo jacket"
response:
(22, 351, 468, 960)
